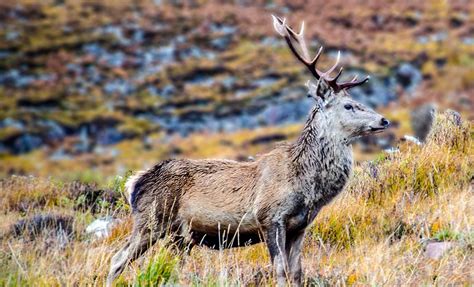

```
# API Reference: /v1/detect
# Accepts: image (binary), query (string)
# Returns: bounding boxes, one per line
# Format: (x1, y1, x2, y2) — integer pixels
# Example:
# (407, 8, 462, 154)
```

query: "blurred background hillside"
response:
(0, 0, 472, 183)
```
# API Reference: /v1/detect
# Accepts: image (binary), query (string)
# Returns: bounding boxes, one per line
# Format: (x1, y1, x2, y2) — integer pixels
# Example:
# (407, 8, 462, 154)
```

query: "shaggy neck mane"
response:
(289, 106, 353, 201)
(290, 106, 347, 162)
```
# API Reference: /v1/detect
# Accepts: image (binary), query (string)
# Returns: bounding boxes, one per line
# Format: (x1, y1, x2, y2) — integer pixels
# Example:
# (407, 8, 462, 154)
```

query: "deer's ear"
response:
(306, 80, 317, 95)
(306, 92, 327, 110)
(316, 97, 327, 110)
(306, 80, 332, 103)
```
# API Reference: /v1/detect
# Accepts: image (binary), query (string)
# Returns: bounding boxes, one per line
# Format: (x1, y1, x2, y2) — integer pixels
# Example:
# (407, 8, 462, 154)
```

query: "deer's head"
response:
(273, 16, 389, 141)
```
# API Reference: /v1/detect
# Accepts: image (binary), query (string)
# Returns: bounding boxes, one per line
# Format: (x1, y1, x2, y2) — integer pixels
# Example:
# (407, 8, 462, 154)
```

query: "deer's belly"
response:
(190, 229, 263, 249)
(179, 201, 259, 235)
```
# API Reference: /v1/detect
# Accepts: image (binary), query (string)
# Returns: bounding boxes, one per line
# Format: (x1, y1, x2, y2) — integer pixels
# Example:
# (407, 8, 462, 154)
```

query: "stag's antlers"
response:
(272, 15, 369, 94)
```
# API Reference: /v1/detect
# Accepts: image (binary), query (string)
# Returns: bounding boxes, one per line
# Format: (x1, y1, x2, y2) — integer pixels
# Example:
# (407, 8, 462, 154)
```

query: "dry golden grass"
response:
(0, 111, 472, 286)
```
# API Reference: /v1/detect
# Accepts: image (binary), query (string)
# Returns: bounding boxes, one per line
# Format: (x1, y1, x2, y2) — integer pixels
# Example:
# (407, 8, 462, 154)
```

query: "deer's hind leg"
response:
(106, 230, 158, 286)
(106, 212, 164, 287)
(166, 219, 196, 254)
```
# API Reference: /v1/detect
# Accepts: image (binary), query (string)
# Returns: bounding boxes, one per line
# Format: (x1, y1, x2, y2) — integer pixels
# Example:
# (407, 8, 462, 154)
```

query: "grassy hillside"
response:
(1, 111, 472, 286)
(0, 0, 473, 286)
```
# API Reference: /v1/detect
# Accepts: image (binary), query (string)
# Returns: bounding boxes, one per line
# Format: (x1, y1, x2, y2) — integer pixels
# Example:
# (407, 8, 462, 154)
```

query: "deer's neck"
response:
(290, 108, 353, 203)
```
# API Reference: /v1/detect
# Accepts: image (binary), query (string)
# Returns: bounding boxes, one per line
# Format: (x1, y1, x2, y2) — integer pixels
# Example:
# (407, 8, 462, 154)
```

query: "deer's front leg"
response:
(286, 230, 306, 286)
(267, 222, 289, 286)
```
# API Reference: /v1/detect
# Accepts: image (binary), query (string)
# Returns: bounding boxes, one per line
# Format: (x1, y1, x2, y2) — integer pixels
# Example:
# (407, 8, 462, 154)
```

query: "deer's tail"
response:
(124, 170, 146, 206)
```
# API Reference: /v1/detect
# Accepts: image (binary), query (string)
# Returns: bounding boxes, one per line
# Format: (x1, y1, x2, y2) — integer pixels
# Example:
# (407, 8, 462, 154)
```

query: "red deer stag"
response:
(107, 15, 390, 286)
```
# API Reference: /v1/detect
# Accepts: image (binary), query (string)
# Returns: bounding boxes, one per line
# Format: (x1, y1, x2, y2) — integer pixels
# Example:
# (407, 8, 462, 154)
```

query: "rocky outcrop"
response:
(410, 103, 436, 142)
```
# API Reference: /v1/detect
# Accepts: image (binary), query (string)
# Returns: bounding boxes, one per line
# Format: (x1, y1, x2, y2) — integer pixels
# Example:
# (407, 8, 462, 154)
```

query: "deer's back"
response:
(130, 158, 261, 219)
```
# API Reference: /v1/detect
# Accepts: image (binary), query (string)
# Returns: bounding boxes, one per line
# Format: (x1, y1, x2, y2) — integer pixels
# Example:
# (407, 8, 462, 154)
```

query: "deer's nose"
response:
(381, 118, 390, 127)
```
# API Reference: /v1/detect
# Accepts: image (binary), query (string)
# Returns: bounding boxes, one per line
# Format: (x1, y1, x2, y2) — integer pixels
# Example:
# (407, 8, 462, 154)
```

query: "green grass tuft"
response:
(135, 247, 179, 287)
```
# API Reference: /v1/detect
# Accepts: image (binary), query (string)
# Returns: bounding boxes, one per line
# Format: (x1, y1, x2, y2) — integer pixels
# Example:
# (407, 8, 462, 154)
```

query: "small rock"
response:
(38, 120, 65, 142)
(396, 63, 422, 92)
(425, 241, 453, 260)
(384, 147, 400, 154)
(73, 127, 90, 154)
(211, 36, 232, 50)
(96, 127, 125, 145)
(49, 148, 72, 161)
(403, 135, 422, 146)
(86, 217, 121, 239)
(411, 103, 437, 142)
(13, 134, 43, 154)
(0, 118, 25, 130)
(161, 84, 176, 98)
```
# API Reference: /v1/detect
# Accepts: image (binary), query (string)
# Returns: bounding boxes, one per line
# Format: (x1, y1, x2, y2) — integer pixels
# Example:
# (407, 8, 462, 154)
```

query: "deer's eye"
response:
(344, 104, 353, 111)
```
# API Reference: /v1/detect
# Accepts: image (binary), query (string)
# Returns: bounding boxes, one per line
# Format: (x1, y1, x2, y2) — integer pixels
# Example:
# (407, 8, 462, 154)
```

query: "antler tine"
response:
(338, 76, 370, 90)
(285, 21, 311, 61)
(329, 67, 343, 84)
(309, 46, 323, 71)
(272, 15, 286, 35)
(322, 51, 340, 77)
(272, 15, 322, 80)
